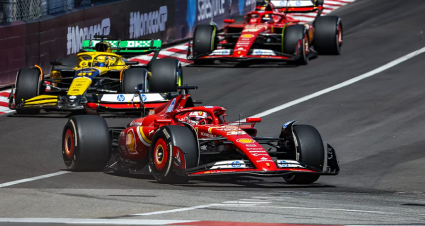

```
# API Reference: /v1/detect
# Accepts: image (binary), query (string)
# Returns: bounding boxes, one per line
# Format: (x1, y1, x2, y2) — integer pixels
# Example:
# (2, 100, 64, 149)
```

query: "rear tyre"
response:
(192, 25, 216, 64)
(15, 68, 41, 114)
(150, 58, 182, 93)
(283, 25, 308, 65)
(149, 125, 199, 184)
(62, 115, 111, 171)
(121, 68, 149, 93)
(283, 125, 324, 184)
(313, 16, 343, 55)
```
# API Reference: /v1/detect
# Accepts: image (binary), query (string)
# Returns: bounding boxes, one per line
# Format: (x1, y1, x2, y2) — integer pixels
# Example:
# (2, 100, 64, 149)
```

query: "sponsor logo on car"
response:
(242, 34, 254, 38)
(236, 138, 255, 144)
(231, 161, 242, 168)
(117, 94, 125, 102)
(166, 98, 176, 113)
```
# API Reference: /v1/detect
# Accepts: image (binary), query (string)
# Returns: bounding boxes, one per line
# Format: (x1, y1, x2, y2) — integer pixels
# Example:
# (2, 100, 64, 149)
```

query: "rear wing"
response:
(270, 0, 324, 13)
(81, 39, 162, 54)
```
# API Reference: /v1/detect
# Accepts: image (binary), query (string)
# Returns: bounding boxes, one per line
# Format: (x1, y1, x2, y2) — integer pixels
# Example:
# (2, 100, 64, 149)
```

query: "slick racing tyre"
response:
(283, 25, 309, 65)
(121, 68, 149, 93)
(192, 25, 216, 64)
(149, 58, 182, 93)
(149, 125, 199, 184)
(231, 15, 245, 23)
(62, 115, 111, 171)
(313, 16, 343, 55)
(15, 68, 41, 114)
(52, 57, 78, 71)
(283, 125, 324, 184)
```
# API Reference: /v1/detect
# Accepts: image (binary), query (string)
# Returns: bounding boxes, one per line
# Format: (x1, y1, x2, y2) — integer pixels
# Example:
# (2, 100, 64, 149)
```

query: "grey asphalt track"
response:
(1, 0, 425, 225)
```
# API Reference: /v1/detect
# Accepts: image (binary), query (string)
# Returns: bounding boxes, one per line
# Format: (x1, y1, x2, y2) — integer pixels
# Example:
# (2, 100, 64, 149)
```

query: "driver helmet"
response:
(187, 111, 207, 125)
(262, 14, 272, 23)
(93, 55, 109, 67)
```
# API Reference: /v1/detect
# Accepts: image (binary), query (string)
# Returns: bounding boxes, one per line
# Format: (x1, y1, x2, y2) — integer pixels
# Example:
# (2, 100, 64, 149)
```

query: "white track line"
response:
(0, 171, 70, 188)
(133, 204, 214, 216)
(0, 218, 197, 225)
(133, 202, 263, 216)
(247, 46, 425, 119)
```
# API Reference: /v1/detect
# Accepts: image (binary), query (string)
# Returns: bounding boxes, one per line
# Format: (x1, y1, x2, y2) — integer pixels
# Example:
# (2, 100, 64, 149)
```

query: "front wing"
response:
(186, 144, 339, 178)
(9, 91, 169, 113)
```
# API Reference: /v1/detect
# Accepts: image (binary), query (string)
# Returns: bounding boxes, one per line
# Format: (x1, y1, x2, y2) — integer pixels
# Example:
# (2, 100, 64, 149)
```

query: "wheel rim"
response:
(337, 24, 343, 46)
(304, 34, 309, 59)
(64, 129, 74, 160)
(154, 138, 168, 171)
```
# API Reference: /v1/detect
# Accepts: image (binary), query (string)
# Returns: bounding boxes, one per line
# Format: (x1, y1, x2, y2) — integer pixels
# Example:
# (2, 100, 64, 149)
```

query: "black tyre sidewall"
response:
(313, 16, 342, 55)
(121, 68, 149, 93)
(150, 58, 181, 93)
(193, 25, 215, 58)
(283, 25, 308, 64)
(62, 115, 111, 171)
(284, 125, 324, 184)
(15, 68, 41, 114)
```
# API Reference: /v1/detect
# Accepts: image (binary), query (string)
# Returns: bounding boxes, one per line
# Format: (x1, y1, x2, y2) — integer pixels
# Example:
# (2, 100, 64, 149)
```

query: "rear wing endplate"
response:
(81, 39, 162, 54)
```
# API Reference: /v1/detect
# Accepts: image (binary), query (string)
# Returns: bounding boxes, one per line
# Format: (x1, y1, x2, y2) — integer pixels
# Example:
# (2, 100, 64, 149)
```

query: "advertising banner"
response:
(0, 0, 253, 86)
(174, 0, 256, 40)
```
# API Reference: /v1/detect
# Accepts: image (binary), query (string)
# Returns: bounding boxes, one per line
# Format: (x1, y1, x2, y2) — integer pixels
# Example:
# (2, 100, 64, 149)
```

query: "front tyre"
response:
(283, 125, 324, 184)
(149, 125, 199, 184)
(62, 115, 111, 171)
(15, 68, 42, 114)
(192, 25, 216, 64)
(313, 16, 343, 55)
(283, 25, 309, 65)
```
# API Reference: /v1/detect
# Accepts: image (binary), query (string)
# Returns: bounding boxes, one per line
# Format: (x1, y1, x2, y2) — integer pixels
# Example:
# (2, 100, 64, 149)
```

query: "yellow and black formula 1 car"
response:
(9, 37, 183, 114)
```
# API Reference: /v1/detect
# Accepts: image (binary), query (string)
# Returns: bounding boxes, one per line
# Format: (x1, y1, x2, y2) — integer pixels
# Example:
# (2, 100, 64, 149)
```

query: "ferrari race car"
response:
(187, 0, 343, 65)
(8, 37, 182, 114)
(62, 86, 339, 184)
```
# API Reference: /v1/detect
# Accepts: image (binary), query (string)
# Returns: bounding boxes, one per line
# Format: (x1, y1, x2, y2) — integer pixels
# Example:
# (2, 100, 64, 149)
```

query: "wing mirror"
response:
(223, 19, 235, 24)
(246, 118, 261, 123)
(154, 119, 172, 124)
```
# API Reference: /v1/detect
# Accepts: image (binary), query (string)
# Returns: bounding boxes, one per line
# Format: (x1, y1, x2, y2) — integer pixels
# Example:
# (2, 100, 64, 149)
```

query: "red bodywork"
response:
(193, 1, 317, 62)
(116, 93, 332, 177)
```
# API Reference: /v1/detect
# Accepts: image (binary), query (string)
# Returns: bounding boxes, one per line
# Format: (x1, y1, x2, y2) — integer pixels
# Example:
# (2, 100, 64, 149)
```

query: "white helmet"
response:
(187, 111, 207, 125)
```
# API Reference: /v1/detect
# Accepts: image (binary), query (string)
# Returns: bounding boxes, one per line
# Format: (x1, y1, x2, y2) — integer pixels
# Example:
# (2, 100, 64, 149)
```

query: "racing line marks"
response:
(0, 171, 70, 188)
(245, 46, 425, 120)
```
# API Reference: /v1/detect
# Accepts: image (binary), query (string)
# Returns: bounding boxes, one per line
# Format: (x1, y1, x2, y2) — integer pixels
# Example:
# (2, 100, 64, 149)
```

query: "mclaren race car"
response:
(187, 0, 343, 65)
(62, 86, 339, 184)
(9, 37, 183, 114)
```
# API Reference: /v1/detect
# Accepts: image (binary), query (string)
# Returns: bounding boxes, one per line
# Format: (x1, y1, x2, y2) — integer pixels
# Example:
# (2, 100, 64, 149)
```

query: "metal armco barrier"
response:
(0, 0, 255, 87)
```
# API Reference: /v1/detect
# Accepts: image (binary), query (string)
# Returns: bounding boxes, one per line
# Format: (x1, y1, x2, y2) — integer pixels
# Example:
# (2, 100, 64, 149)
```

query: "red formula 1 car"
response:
(62, 87, 339, 184)
(187, 0, 343, 65)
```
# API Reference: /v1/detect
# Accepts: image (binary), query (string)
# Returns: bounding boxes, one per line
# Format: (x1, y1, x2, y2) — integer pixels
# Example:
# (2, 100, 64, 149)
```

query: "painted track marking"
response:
(0, 218, 198, 225)
(0, 171, 70, 188)
(246, 46, 425, 119)
(133, 203, 260, 216)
